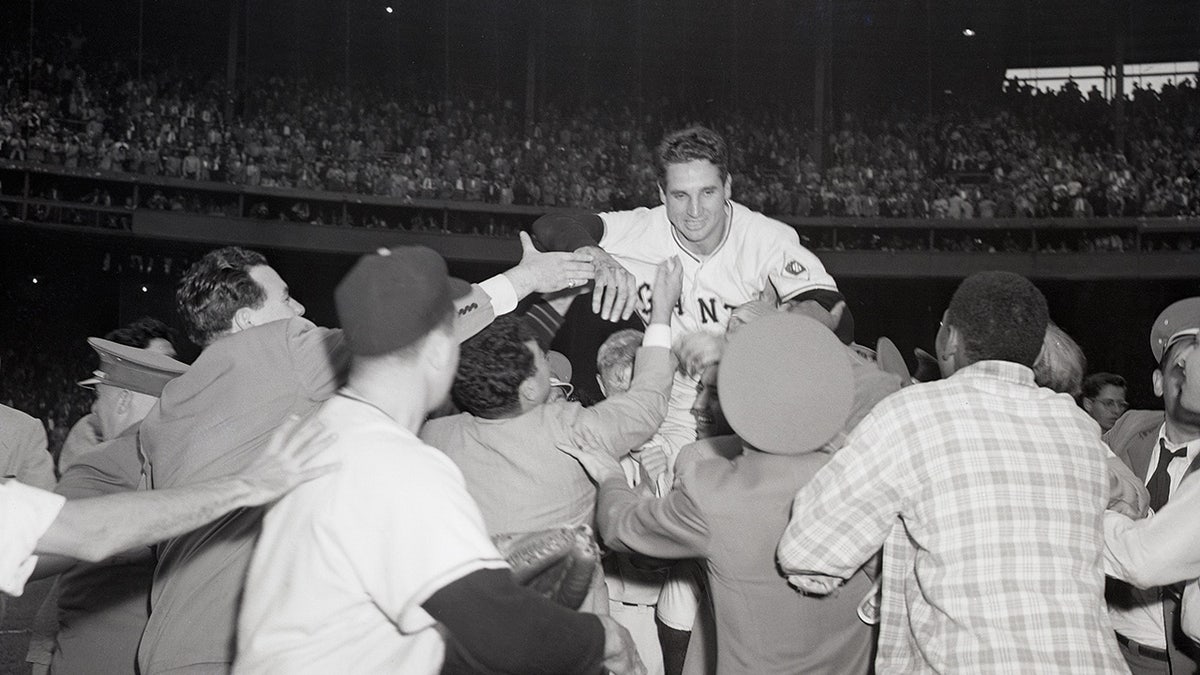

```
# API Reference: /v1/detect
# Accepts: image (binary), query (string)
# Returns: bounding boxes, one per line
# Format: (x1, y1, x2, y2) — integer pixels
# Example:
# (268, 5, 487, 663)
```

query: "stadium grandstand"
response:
(2, 0, 1200, 672)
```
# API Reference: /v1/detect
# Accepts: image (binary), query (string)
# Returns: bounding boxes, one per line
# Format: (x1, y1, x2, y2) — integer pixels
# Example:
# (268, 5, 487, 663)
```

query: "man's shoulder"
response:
(0, 403, 39, 428)
(0, 404, 43, 447)
(730, 201, 798, 238)
(1104, 409, 1164, 450)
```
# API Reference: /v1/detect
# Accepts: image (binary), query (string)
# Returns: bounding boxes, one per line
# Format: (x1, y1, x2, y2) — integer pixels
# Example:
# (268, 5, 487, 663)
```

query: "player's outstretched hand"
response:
(649, 257, 683, 325)
(598, 615, 647, 675)
(577, 245, 639, 322)
(240, 414, 339, 506)
(506, 231, 597, 298)
(556, 426, 623, 484)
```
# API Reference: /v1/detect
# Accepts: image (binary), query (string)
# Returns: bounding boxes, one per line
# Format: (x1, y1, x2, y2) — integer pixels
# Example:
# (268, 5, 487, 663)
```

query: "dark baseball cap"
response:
(335, 246, 471, 356)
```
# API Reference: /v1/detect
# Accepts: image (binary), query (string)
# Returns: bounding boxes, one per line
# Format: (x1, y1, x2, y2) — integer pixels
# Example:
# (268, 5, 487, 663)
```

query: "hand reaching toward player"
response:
(504, 231, 597, 298)
(557, 426, 624, 485)
(1106, 453, 1150, 519)
(786, 572, 845, 597)
(577, 245, 640, 322)
(649, 256, 683, 326)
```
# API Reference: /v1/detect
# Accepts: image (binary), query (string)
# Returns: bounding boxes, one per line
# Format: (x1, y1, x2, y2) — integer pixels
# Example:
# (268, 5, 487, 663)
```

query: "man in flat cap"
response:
(560, 314, 875, 674)
(34, 338, 188, 674)
(778, 271, 1127, 673)
(138, 234, 594, 674)
(1103, 297, 1200, 674)
(237, 246, 643, 675)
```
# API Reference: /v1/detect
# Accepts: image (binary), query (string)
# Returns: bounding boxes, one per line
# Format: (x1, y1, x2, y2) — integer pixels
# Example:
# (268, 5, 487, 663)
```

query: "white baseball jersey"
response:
(599, 200, 837, 456)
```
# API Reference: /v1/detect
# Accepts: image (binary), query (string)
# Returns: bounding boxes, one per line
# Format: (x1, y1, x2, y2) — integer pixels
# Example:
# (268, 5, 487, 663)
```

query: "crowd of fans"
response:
(3, 40, 1200, 223)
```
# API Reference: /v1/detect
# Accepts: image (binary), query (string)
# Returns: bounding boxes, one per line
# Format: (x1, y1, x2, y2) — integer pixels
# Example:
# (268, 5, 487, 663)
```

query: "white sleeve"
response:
(0, 481, 65, 596)
(599, 207, 655, 258)
(1103, 474, 1200, 588)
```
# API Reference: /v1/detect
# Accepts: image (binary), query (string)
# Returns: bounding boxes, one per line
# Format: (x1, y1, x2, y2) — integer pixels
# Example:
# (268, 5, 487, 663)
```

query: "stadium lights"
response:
(962, 28, 976, 37)
(386, 6, 394, 13)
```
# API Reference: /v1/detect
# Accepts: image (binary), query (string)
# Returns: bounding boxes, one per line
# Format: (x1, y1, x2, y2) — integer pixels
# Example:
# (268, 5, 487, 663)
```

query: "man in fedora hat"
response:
(237, 246, 642, 674)
(560, 314, 875, 674)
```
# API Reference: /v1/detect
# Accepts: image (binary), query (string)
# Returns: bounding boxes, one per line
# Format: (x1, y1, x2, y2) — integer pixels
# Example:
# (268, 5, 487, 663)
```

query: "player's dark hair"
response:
(452, 316, 538, 419)
(105, 317, 179, 353)
(944, 271, 1048, 368)
(656, 126, 729, 184)
(1082, 372, 1127, 399)
(177, 246, 269, 347)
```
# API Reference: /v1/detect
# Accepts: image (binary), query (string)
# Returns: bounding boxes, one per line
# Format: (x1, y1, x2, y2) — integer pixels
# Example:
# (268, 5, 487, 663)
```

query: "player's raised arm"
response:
(531, 212, 639, 323)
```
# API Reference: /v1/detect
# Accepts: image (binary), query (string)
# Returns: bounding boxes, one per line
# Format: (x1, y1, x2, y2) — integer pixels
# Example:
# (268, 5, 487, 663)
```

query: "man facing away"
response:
(778, 271, 1127, 673)
(236, 246, 643, 674)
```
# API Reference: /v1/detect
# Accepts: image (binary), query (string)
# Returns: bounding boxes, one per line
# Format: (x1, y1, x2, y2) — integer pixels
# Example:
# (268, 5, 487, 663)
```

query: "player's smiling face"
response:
(660, 159, 731, 256)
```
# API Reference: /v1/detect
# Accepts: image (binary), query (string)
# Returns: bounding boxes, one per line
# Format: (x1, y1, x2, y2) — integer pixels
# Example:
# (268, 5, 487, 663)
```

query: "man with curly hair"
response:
(778, 271, 1128, 673)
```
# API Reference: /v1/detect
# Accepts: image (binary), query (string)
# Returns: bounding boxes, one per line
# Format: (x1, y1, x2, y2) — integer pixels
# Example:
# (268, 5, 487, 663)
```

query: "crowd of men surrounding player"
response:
(5, 125, 1200, 674)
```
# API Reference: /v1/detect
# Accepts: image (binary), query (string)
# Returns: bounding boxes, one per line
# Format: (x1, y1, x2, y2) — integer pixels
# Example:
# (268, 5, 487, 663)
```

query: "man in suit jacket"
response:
(561, 314, 878, 675)
(1106, 297, 1200, 675)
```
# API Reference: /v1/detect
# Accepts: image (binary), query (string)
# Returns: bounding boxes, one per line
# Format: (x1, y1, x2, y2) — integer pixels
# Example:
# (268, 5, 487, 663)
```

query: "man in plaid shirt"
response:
(777, 271, 1127, 673)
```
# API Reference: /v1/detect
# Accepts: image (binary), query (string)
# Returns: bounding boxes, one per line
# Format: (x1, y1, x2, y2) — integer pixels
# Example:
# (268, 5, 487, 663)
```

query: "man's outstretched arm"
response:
(531, 213, 639, 322)
(34, 415, 335, 564)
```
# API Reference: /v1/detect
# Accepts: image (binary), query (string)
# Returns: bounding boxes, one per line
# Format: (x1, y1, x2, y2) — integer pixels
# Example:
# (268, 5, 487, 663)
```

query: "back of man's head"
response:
(453, 316, 539, 418)
(177, 246, 268, 347)
(105, 316, 179, 357)
(945, 271, 1048, 368)
(596, 329, 643, 397)
(1081, 372, 1126, 400)
(1032, 322, 1086, 399)
(656, 126, 729, 184)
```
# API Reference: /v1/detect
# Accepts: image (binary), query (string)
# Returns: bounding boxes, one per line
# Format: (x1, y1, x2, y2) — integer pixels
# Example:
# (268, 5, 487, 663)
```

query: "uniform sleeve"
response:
(777, 403, 919, 579)
(1103, 473, 1200, 588)
(598, 207, 656, 259)
(569, 346, 673, 458)
(763, 223, 839, 301)
(593, 469, 711, 560)
(0, 480, 65, 596)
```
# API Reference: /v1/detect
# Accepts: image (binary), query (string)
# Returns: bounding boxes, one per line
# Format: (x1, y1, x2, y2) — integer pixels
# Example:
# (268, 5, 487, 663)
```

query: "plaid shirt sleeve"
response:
(777, 397, 921, 579)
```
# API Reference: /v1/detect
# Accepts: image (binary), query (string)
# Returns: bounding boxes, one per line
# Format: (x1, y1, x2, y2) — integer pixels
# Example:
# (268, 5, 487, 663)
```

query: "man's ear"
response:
(1153, 369, 1165, 398)
(232, 306, 255, 332)
(518, 376, 538, 403)
(658, 182, 666, 206)
(1082, 397, 1095, 414)
(116, 388, 132, 415)
(723, 172, 732, 201)
(595, 374, 608, 399)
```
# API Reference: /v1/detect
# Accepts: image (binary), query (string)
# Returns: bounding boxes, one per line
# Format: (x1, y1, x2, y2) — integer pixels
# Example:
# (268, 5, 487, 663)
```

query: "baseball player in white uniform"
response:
(532, 125, 845, 459)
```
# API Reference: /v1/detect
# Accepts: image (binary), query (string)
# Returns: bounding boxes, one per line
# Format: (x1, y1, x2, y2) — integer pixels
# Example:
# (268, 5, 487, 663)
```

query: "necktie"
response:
(1147, 439, 1188, 513)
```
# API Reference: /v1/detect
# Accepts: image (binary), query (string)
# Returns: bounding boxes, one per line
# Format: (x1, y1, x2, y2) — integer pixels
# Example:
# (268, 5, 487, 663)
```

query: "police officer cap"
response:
(78, 338, 188, 397)
(1150, 297, 1200, 365)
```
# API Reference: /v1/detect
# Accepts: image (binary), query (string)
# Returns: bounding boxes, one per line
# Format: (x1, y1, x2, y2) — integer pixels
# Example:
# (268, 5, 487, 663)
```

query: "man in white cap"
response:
(560, 314, 875, 674)
(237, 245, 643, 674)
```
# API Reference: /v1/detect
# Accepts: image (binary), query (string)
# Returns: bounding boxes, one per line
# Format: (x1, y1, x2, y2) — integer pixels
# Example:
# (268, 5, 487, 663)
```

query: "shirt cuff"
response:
(479, 275, 519, 317)
(642, 324, 672, 349)
(0, 481, 66, 597)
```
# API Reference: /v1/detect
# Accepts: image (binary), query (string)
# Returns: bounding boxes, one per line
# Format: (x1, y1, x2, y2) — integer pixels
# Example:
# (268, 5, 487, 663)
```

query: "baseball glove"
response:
(491, 524, 600, 610)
